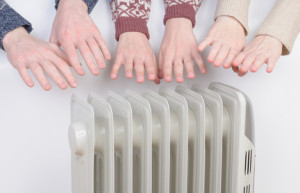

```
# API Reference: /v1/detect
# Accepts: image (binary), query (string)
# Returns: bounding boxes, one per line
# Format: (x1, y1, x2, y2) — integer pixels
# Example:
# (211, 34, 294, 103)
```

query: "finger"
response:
(232, 52, 246, 67)
(158, 51, 164, 79)
(124, 57, 133, 79)
(266, 56, 279, 73)
(78, 42, 100, 75)
(18, 67, 34, 87)
(48, 52, 78, 88)
(207, 42, 221, 63)
(223, 49, 238, 69)
(51, 45, 69, 64)
(61, 42, 85, 75)
(250, 54, 267, 72)
(40, 62, 68, 89)
(232, 66, 239, 73)
(183, 58, 195, 79)
(198, 36, 213, 52)
(111, 56, 122, 80)
(193, 51, 207, 74)
(163, 56, 173, 82)
(94, 32, 111, 60)
(134, 59, 145, 83)
(87, 38, 106, 69)
(49, 35, 60, 46)
(144, 56, 157, 81)
(174, 60, 184, 83)
(240, 54, 256, 74)
(30, 64, 52, 91)
(214, 45, 229, 67)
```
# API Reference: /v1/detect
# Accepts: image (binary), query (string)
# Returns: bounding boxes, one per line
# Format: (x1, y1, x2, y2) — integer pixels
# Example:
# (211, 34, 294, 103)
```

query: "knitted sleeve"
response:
(214, 0, 250, 35)
(163, 0, 202, 27)
(0, 1, 32, 50)
(109, 0, 151, 41)
(256, 0, 300, 55)
(55, 0, 98, 13)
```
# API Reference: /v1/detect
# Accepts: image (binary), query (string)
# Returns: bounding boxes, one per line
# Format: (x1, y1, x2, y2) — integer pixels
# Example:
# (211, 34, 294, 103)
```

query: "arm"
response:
(158, 0, 205, 83)
(110, 0, 159, 83)
(1, 1, 77, 90)
(232, 0, 300, 76)
(0, 0, 32, 49)
(198, 0, 249, 69)
(55, 0, 98, 14)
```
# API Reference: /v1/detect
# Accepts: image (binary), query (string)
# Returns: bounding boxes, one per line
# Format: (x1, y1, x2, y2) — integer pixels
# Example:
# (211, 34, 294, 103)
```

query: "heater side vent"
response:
(244, 149, 253, 176)
(243, 184, 251, 193)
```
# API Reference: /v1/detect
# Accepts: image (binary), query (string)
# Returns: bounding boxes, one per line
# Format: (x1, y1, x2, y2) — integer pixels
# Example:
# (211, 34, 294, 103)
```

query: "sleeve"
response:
(0, 1, 32, 50)
(55, 0, 98, 14)
(214, 0, 250, 35)
(163, 0, 202, 27)
(256, 0, 300, 55)
(109, 0, 151, 41)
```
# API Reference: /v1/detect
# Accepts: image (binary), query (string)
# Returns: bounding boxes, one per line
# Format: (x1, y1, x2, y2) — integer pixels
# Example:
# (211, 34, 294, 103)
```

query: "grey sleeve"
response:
(0, 1, 33, 50)
(55, 0, 98, 13)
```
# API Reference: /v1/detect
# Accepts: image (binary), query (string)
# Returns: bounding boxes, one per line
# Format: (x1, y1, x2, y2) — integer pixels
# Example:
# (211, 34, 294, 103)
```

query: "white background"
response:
(0, 0, 299, 192)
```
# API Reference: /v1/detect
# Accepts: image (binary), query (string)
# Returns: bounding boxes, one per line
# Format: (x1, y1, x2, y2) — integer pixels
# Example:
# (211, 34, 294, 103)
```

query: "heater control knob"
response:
(68, 122, 87, 156)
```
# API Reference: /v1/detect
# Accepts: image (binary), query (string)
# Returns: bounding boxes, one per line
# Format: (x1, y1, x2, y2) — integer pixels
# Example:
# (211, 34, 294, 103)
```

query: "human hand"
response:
(3, 27, 77, 90)
(232, 35, 282, 76)
(111, 32, 159, 84)
(50, 0, 111, 76)
(159, 18, 205, 83)
(198, 16, 246, 68)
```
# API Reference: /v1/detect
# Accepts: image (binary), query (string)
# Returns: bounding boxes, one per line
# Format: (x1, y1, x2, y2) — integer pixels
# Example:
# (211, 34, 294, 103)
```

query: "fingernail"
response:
(201, 68, 207, 74)
(61, 82, 67, 88)
(137, 76, 144, 83)
(111, 74, 117, 79)
(176, 77, 184, 83)
(187, 72, 195, 78)
(126, 72, 133, 78)
(165, 76, 171, 82)
(71, 80, 77, 87)
(149, 74, 155, 80)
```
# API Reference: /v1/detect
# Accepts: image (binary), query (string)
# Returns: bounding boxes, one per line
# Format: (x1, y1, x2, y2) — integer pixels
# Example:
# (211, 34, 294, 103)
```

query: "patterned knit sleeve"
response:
(55, 0, 98, 14)
(163, 0, 202, 27)
(109, 0, 151, 41)
(0, 0, 32, 50)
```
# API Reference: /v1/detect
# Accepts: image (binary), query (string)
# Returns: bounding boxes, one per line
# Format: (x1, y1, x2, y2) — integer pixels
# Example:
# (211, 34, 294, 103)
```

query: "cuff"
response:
(55, 0, 98, 13)
(256, 0, 300, 55)
(0, 3, 32, 50)
(214, 0, 250, 35)
(115, 17, 150, 41)
(164, 4, 196, 27)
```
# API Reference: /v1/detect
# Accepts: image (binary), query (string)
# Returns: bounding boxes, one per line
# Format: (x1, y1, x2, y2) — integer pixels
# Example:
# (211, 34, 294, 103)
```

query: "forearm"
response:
(257, 0, 300, 55)
(214, 0, 250, 35)
(109, 0, 151, 40)
(55, 0, 97, 13)
(163, 0, 202, 27)
(0, 1, 32, 50)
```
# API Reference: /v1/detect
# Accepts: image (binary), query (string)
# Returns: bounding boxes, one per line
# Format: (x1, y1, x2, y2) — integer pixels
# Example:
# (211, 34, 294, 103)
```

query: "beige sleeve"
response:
(257, 0, 300, 55)
(214, 0, 250, 35)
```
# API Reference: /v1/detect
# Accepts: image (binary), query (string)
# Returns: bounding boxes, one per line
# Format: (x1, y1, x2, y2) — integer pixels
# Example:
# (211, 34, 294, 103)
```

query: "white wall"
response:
(0, 0, 299, 192)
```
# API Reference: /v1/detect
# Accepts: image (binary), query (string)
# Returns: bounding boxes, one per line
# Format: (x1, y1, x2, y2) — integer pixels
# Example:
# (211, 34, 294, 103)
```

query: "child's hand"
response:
(159, 18, 205, 83)
(3, 27, 77, 90)
(232, 35, 283, 76)
(198, 16, 246, 68)
(50, 0, 111, 76)
(111, 32, 159, 84)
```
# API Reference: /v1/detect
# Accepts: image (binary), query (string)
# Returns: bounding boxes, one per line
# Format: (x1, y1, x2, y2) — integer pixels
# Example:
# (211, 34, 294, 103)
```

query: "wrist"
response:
(58, 0, 88, 13)
(2, 27, 28, 51)
(165, 18, 193, 29)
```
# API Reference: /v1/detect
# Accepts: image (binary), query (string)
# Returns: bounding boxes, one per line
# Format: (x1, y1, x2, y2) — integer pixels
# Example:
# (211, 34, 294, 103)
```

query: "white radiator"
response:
(68, 82, 255, 193)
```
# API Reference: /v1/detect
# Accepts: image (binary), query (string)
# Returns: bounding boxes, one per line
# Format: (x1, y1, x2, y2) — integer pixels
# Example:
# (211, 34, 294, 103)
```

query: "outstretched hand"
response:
(50, 0, 111, 76)
(3, 27, 77, 90)
(198, 16, 246, 68)
(159, 18, 206, 83)
(111, 32, 159, 84)
(232, 35, 282, 76)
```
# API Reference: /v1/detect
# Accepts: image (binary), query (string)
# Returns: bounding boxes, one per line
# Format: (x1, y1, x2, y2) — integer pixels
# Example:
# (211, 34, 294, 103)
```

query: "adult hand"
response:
(232, 35, 282, 76)
(111, 32, 159, 84)
(159, 18, 205, 83)
(3, 27, 77, 90)
(198, 16, 245, 68)
(50, 0, 111, 76)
